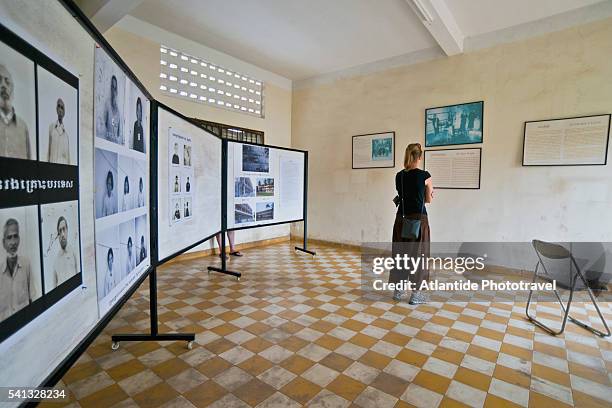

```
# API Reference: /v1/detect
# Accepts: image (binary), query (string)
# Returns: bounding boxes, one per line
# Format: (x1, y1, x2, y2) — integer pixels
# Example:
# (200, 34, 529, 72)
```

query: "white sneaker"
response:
(408, 291, 428, 305)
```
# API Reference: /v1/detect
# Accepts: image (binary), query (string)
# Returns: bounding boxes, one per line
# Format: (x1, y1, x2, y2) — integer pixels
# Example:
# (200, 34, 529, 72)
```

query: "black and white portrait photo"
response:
(118, 155, 135, 212)
(41, 201, 80, 292)
(95, 224, 119, 300)
(0, 206, 42, 323)
(0, 41, 35, 160)
(94, 47, 125, 145)
(135, 159, 147, 208)
(126, 80, 148, 154)
(135, 214, 147, 266)
(171, 141, 181, 165)
(172, 198, 182, 222)
(183, 144, 191, 166)
(185, 175, 191, 193)
(37, 65, 78, 166)
(172, 172, 181, 193)
(119, 219, 135, 281)
(184, 198, 192, 218)
(95, 148, 118, 218)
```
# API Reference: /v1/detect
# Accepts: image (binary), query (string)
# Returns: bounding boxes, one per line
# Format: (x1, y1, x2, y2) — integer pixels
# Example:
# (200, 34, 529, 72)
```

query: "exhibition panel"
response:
(156, 104, 222, 262)
(93, 46, 152, 317)
(0, 23, 83, 343)
(226, 140, 305, 230)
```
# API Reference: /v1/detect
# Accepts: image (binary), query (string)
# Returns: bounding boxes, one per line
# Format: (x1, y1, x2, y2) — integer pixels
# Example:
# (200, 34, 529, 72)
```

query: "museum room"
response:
(1, 0, 611, 407)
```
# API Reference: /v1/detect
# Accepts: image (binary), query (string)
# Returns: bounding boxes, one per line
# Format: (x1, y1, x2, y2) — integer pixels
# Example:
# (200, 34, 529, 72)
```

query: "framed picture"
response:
(423, 148, 482, 189)
(352, 131, 395, 169)
(425, 101, 483, 147)
(522, 114, 610, 166)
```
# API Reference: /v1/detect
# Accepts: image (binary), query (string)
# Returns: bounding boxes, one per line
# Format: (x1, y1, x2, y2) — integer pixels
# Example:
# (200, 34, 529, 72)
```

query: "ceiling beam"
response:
(406, 0, 464, 55)
(74, 0, 145, 33)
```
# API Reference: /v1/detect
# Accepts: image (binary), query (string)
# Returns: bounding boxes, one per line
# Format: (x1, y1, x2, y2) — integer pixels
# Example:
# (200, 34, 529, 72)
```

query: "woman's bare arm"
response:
(425, 178, 434, 203)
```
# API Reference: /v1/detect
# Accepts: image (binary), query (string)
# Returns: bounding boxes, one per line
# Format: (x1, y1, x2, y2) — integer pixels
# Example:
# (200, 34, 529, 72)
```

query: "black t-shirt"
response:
(396, 168, 431, 215)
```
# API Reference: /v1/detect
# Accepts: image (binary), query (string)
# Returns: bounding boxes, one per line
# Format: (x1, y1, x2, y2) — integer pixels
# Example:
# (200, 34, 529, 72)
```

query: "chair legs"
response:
(526, 260, 611, 337)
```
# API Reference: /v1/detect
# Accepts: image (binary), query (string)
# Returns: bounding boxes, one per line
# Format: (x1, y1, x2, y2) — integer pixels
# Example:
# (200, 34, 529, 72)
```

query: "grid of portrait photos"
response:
(234, 144, 275, 225)
(168, 127, 194, 225)
(0, 26, 82, 342)
(93, 46, 150, 317)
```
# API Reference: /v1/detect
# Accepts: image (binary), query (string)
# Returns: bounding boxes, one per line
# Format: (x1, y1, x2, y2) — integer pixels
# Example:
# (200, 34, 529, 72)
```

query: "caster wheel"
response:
(187, 341, 194, 350)
(237, 277, 241, 282)
(111, 342, 120, 351)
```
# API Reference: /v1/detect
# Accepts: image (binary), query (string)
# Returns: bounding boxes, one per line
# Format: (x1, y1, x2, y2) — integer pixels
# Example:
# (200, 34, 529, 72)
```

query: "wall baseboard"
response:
(163, 235, 291, 264)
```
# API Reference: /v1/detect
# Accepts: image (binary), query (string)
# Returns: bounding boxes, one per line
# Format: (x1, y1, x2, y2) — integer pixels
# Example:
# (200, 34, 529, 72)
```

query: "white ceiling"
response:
(445, 0, 605, 36)
(122, 0, 610, 81)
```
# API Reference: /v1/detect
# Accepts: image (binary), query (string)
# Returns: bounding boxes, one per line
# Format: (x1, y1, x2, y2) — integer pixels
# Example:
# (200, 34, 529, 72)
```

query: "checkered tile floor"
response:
(48, 242, 612, 408)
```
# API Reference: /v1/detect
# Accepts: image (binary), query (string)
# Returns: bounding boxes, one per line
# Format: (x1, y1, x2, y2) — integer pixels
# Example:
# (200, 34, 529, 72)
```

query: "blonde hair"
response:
(404, 143, 422, 168)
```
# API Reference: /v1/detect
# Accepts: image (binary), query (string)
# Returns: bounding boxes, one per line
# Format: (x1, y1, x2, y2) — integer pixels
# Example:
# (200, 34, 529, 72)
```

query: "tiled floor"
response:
(50, 242, 612, 408)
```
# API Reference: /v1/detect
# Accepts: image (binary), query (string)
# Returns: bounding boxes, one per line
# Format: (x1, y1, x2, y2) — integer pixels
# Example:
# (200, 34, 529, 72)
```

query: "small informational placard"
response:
(523, 114, 610, 166)
(424, 148, 481, 189)
(352, 132, 395, 169)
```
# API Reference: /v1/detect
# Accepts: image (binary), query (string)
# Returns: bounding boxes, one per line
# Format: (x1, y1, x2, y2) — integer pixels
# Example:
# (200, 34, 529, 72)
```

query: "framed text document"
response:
(352, 132, 395, 169)
(424, 148, 481, 189)
(523, 114, 610, 166)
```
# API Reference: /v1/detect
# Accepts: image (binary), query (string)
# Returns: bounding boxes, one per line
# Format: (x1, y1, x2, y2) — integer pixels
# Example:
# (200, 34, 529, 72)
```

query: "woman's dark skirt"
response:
(388, 213, 430, 287)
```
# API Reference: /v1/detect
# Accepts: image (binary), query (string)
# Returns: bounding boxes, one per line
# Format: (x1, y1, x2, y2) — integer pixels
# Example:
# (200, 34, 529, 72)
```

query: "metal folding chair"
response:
(525, 239, 610, 337)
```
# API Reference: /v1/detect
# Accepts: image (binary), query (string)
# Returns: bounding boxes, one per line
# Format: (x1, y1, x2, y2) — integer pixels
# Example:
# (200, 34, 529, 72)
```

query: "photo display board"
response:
(523, 114, 610, 166)
(424, 148, 481, 189)
(0, 25, 82, 342)
(352, 132, 395, 169)
(227, 141, 305, 229)
(157, 106, 222, 261)
(93, 46, 151, 318)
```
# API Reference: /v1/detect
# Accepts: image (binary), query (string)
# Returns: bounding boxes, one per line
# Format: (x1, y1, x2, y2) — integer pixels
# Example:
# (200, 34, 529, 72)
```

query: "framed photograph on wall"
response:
(352, 131, 395, 169)
(425, 101, 483, 147)
(522, 114, 610, 166)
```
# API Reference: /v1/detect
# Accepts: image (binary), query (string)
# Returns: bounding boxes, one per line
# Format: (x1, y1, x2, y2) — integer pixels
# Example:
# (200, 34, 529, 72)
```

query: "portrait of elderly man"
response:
(0, 64, 31, 160)
(0, 218, 36, 321)
(47, 98, 70, 165)
(52, 216, 78, 288)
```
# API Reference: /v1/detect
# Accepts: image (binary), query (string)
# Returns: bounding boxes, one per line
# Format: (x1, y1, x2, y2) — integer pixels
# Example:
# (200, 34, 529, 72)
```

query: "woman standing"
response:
(389, 143, 433, 304)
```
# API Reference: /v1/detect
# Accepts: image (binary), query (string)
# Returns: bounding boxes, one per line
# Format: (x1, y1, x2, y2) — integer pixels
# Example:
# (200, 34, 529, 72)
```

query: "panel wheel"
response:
(187, 341, 194, 350)
(111, 342, 120, 351)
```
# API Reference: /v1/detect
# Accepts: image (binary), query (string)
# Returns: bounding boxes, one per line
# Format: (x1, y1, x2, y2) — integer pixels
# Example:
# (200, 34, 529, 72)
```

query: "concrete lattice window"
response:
(159, 45, 264, 118)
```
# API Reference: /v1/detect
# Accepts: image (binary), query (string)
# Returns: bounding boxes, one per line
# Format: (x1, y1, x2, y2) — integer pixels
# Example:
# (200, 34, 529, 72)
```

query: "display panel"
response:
(0, 25, 82, 343)
(523, 114, 610, 166)
(93, 46, 150, 317)
(227, 141, 305, 229)
(424, 148, 481, 189)
(157, 106, 222, 261)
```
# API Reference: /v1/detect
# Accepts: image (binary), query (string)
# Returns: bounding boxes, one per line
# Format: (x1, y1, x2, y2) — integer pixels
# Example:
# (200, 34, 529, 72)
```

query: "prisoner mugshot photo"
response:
(95, 148, 118, 218)
(94, 47, 126, 146)
(41, 201, 81, 292)
(0, 40, 36, 160)
(37, 65, 78, 166)
(126, 81, 148, 154)
(0, 206, 43, 323)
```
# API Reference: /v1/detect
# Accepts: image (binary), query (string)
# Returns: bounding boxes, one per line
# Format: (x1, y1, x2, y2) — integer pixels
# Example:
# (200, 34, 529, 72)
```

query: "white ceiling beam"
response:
(406, 0, 464, 55)
(75, 0, 145, 33)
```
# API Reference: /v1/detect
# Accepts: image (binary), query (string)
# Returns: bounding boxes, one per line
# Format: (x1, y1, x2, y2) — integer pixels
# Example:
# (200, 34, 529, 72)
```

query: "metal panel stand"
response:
(526, 240, 610, 338)
(295, 151, 316, 257)
(111, 268, 195, 350)
(208, 139, 241, 280)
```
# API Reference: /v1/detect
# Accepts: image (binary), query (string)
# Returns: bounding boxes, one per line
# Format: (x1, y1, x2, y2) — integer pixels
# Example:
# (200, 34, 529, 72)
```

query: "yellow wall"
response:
(292, 18, 612, 244)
